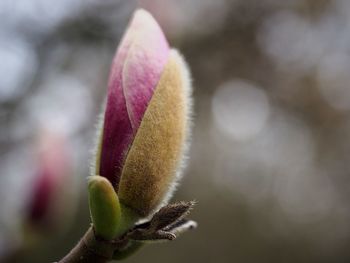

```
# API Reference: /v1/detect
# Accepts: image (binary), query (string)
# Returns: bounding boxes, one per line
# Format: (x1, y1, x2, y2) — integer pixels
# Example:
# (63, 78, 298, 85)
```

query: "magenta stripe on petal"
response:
(100, 9, 169, 187)
(123, 10, 169, 131)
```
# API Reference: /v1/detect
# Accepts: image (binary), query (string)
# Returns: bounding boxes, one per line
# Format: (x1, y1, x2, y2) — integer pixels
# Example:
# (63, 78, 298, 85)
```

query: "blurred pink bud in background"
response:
(26, 129, 75, 231)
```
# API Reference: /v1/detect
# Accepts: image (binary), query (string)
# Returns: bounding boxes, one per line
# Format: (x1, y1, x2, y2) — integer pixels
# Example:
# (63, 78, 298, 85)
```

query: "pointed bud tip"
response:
(130, 9, 164, 33)
(127, 8, 169, 51)
(132, 9, 154, 23)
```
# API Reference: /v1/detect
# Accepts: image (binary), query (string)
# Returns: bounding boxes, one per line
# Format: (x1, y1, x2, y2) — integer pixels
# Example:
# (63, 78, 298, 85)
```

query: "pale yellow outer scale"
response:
(118, 50, 191, 216)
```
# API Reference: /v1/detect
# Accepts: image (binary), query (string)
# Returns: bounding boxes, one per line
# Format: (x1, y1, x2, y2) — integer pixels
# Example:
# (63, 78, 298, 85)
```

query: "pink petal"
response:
(123, 9, 170, 131)
(100, 9, 169, 187)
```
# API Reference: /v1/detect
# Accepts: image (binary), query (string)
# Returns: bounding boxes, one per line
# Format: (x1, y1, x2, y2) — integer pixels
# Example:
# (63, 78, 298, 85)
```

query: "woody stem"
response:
(57, 226, 123, 263)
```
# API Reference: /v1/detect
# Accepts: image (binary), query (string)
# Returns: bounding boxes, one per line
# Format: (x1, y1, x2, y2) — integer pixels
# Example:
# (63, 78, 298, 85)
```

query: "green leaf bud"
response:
(88, 176, 121, 240)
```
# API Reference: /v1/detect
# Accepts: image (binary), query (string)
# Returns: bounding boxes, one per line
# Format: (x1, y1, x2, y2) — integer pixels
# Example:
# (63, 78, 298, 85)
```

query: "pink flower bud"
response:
(27, 130, 73, 229)
(99, 9, 170, 187)
(95, 9, 192, 217)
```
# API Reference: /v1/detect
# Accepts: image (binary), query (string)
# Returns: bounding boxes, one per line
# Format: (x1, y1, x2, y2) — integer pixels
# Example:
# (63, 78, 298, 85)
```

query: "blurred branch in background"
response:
(1, 0, 350, 262)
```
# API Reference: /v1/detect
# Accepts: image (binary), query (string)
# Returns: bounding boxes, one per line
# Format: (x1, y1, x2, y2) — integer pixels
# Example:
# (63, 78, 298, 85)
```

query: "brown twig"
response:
(58, 227, 123, 263)
(57, 201, 196, 263)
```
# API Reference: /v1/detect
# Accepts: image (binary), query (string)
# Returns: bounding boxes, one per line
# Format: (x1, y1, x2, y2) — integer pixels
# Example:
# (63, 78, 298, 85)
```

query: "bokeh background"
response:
(1, 0, 350, 262)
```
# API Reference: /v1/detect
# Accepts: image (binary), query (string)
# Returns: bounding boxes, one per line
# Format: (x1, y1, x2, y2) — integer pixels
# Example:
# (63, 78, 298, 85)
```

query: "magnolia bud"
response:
(93, 9, 192, 220)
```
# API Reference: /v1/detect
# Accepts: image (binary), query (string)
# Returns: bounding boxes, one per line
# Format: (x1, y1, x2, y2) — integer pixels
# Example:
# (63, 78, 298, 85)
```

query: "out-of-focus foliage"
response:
(1, 0, 350, 262)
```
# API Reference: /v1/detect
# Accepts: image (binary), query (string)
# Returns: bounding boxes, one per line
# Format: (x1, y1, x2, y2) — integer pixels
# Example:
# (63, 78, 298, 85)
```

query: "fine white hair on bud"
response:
(89, 102, 106, 178)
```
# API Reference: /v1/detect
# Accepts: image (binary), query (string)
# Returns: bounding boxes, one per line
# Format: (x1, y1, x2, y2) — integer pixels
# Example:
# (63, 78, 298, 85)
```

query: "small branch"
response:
(58, 227, 121, 263)
(57, 202, 197, 263)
